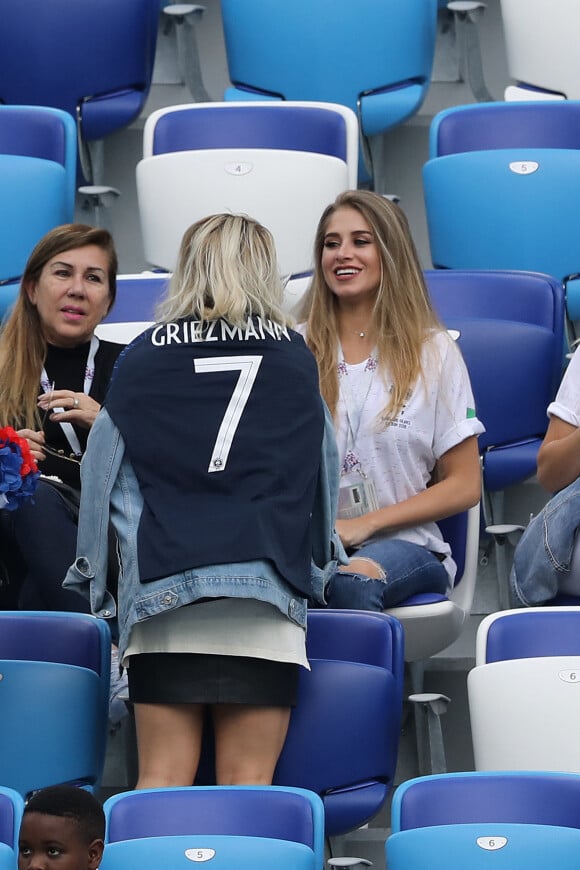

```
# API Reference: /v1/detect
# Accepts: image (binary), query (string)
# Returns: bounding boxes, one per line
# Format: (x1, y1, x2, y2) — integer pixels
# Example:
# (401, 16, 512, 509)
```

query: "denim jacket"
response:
(510, 476, 580, 606)
(63, 404, 346, 658)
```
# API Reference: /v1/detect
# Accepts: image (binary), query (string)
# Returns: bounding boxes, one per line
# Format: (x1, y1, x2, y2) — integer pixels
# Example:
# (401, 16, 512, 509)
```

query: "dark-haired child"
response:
(18, 786, 104, 870)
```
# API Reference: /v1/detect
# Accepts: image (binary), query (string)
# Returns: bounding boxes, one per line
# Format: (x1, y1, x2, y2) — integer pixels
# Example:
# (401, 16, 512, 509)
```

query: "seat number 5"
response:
(194, 355, 262, 473)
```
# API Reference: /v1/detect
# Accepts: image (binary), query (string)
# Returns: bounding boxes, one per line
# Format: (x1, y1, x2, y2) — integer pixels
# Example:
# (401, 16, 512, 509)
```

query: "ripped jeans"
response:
(325, 538, 449, 610)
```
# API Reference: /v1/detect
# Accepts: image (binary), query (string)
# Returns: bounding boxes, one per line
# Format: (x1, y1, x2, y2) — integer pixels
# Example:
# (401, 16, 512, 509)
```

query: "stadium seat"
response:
(391, 769, 580, 830)
(468, 607, 580, 772)
(96, 273, 170, 344)
(273, 610, 405, 838)
(0, 788, 23, 861)
(136, 101, 358, 277)
(0, 0, 159, 186)
(385, 506, 479, 773)
(387, 822, 580, 869)
(188, 610, 405, 842)
(425, 269, 565, 607)
(424, 101, 580, 329)
(0, 106, 77, 287)
(220, 0, 437, 185)
(102, 785, 324, 870)
(501, 0, 580, 101)
(0, 611, 110, 797)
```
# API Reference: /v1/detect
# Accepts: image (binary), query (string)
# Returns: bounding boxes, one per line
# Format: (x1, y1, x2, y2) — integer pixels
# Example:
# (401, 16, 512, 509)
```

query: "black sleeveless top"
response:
(42, 339, 123, 488)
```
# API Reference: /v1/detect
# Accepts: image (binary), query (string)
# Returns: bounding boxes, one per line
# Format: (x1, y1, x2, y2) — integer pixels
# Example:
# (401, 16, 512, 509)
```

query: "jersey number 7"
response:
(193, 355, 263, 473)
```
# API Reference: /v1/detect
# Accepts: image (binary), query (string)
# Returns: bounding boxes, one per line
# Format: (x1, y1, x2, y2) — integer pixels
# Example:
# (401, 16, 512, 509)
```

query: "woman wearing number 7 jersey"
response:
(64, 213, 344, 788)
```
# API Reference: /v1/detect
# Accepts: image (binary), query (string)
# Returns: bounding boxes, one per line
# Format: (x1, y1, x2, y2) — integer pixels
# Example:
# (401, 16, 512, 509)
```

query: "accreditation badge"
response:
(337, 477, 379, 520)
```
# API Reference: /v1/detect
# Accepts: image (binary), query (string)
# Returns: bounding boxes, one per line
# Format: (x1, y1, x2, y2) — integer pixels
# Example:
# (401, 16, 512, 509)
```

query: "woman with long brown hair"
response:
(0, 226, 122, 611)
(301, 190, 483, 609)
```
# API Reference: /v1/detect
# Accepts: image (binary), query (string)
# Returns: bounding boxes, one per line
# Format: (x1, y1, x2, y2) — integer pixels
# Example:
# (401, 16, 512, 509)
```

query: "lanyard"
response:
(40, 335, 99, 457)
(338, 351, 376, 476)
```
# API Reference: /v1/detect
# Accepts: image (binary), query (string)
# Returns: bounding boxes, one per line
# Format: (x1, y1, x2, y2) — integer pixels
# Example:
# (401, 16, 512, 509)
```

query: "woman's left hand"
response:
(37, 389, 101, 429)
(336, 515, 376, 549)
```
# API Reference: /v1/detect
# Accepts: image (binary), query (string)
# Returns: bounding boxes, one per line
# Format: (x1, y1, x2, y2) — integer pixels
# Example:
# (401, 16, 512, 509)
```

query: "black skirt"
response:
(127, 652, 300, 707)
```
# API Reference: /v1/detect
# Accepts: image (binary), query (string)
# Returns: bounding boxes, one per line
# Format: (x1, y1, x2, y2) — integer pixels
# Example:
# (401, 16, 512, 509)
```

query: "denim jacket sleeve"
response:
(309, 401, 348, 604)
(62, 408, 124, 619)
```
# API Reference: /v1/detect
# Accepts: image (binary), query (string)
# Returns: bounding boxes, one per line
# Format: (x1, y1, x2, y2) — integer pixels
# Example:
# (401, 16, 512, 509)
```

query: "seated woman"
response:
(0, 223, 122, 612)
(510, 346, 580, 604)
(300, 190, 484, 609)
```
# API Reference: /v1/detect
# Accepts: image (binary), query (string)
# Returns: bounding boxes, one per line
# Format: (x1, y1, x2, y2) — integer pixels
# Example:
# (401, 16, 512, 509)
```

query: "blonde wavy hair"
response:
(156, 213, 291, 329)
(301, 190, 443, 419)
(0, 224, 117, 429)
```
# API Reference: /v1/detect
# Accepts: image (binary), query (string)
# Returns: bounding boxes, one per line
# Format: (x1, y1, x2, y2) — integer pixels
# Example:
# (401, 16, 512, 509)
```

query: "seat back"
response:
(0, 788, 23, 852)
(424, 269, 565, 334)
(429, 101, 580, 157)
(469, 608, 580, 771)
(220, 0, 437, 182)
(501, 0, 580, 99)
(391, 770, 580, 831)
(272, 610, 405, 837)
(96, 273, 171, 344)
(0, 0, 159, 143)
(424, 148, 580, 283)
(451, 317, 558, 454)
(0, 157, 71, 284)
(0, 612, 110, 796)
(100, 834, 316, 870)
(136, 101, 358, 276)
(476, 607, 580, 665)
(103, 785, 324, 868)
(424, 270, 566, 582)
(0, 106, 77, 283)
(0, 105, 77, 215)
(469, 655, 580, 771)
(387, 822, 580, 869)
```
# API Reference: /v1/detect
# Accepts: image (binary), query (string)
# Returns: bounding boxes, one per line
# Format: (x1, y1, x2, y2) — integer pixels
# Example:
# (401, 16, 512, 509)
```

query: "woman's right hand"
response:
(17, 429, 46, 463)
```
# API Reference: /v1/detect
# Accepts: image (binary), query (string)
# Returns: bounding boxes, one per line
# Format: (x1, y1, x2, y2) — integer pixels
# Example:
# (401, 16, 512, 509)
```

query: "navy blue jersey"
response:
(105, 316, 324, 597)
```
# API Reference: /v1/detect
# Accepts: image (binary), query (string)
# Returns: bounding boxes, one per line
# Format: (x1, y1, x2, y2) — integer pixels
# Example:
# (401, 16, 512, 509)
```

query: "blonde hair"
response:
(156, 213, 291, 328)
(0, 224, 117, 429)
(301, 190, 443, 419)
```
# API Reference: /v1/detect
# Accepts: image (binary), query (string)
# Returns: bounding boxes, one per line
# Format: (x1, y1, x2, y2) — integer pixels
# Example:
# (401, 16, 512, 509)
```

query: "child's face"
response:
(18, 813, 103, 870)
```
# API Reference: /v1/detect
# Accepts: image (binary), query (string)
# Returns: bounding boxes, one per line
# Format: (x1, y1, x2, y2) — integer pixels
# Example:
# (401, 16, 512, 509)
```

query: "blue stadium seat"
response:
(0, 788, 23, 857)
(424, 269, 565, 607)
(0, 106, 77, 286)
(0, 0, 159, 185)
(0, 611, 110, 797)
(391, 769, 580, 830)
(387, 822, 580, 869)
(220, 0, 437, 185)
(97, 273, 171, 344)
(273, 610, 405, 838)
(424, 102, 580, 329)
(103, 785, 324, 870)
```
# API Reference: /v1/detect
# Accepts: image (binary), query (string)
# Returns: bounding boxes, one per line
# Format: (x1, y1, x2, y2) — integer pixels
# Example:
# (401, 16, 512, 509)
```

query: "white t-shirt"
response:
(303, 328, 484, 583)
(547, 347, 580, 427)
